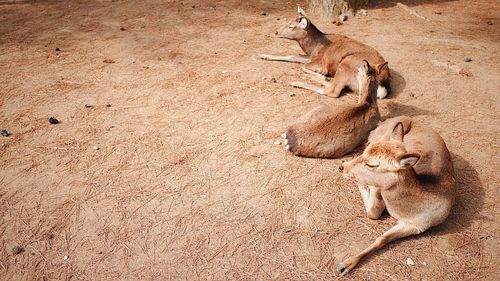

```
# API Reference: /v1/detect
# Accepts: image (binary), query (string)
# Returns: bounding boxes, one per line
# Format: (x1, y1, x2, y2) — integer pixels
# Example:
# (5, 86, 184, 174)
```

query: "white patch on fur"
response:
(356, 63, 368, 90)
(297, 17, 307, 29)
(377, 85, 388, 99)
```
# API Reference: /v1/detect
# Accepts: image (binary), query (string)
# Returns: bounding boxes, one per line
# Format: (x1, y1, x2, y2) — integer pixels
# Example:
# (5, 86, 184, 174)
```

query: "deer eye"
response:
(365, 163, 379, 168)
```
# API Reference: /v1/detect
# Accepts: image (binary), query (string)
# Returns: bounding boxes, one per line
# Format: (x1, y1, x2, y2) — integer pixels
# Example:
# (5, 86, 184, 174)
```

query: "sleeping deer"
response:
(260, 7, 390, 99)
(284, 60, 380, 158)
(338, 116, 456, 275)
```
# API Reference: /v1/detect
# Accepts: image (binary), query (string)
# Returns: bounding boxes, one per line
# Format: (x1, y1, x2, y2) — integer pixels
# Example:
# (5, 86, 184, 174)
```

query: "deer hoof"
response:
(337, 263, 346, 273)
(259, 54, 272, 60)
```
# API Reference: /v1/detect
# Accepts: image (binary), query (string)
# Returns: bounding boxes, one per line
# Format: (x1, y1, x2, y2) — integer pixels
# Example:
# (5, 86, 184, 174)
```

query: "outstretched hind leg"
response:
(338, 222, 422, 275)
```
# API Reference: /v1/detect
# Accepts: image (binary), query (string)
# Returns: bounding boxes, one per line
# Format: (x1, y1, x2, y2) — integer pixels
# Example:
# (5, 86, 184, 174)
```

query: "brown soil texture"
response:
(0, 0, 499, 280)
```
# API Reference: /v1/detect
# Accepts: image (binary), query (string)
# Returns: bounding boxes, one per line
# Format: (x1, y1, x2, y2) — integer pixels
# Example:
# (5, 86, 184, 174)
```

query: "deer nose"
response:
(338, 161, 345, 172)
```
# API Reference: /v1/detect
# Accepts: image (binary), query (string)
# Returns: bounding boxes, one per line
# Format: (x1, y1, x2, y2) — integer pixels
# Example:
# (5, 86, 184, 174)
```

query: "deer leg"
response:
(290, 81, 325, 95)
(302, 67, 333, 87)
(303, 61, 328, 75)
(324, 68, 354, 98)
(338, 221, 422, 275)
(259, 54, 310, 64)
(324, 79, 347, 98)
(358, 185, 386, 220)
(324, 62, 358, 98)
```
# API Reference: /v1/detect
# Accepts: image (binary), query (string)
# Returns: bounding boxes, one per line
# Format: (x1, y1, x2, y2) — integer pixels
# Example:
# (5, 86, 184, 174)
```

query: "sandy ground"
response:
(0, 0, 499, 280)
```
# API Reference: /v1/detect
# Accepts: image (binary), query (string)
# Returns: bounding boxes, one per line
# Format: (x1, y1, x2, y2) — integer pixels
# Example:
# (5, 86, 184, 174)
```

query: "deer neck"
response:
(384, 169, 419, 197)
(358, 77, 378, 107)
(382, 169, 418, 195)
(297, 24, 329, 56)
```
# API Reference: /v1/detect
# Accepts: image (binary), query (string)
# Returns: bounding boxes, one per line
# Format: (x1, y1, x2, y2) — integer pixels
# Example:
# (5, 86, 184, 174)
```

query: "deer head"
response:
(341, 122, 420, 188)
(278, 7, 311, 39)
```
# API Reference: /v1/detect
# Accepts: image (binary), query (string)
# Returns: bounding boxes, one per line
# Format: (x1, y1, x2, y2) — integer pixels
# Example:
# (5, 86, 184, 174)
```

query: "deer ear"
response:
(359, 60, 370, 71)
(390, 122, 405, 142)
(297, 6, 306, 16)
(297, 17, 308, 29)
(376, 62, 388, 74)
(398, 153, 420, 168)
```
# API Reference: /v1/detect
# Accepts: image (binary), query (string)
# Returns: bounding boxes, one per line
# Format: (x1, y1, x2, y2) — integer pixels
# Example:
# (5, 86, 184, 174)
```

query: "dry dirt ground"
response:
(0, 0, 499, 280)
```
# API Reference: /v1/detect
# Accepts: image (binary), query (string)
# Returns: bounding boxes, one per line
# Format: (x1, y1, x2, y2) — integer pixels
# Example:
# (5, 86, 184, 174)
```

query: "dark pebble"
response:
(271, 78, 277, 83)
(120, 27, 126, 31)
(106, 104, 112, 107)
(192, 5, 195, 8)
(84, 104, 93, 108)
(0, 130, 9, 137)
(55, 48, 61, 52)
(261, 11, 267, 16)
(12, 245, 24, 255)
(464, 57, 472, 62)
(49, 117, 59, 124)
(487, 21, 493, 25)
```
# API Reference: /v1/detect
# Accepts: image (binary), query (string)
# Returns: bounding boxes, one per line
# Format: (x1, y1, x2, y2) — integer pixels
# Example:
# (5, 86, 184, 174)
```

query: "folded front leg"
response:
(302, 67, 332, 87)
(358, 185, 385, 220)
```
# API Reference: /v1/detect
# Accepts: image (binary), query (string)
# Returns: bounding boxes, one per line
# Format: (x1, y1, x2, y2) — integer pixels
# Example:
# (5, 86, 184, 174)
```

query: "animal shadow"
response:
(432, 153, 485, 235)
(380, 100, 435, 119)
(388, 69, 406, 98)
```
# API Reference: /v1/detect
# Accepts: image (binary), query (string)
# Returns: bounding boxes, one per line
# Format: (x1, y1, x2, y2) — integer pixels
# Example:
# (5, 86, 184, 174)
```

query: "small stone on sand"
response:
(406, 257, 416, 266)
(12, 245, 24, 255)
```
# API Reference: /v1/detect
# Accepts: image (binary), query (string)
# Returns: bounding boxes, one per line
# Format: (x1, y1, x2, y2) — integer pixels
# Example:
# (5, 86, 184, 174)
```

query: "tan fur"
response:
(338, 117, 455, 275)
(260, 9, 391, 98)
(368, 116, 451, 178)
(285, 61, 380, 158)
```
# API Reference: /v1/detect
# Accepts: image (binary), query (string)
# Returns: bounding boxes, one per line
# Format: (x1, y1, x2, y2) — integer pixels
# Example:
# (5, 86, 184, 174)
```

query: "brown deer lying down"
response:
(338, 116, 456, 275)
(260, 7, 390, 99)
(284, 60, 380, 158)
